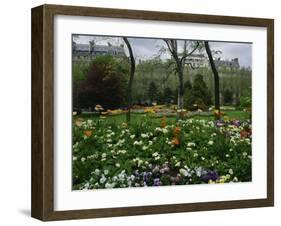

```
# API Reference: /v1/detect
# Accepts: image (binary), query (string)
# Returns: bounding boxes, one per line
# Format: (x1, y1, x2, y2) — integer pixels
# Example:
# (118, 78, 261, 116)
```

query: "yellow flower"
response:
(94, 104, 104, 111)
(75, 118, 84, 127)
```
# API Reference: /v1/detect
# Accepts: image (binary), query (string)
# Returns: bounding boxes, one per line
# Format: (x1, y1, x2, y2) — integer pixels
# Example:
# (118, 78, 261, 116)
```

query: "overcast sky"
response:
(74, 35, 252, 68)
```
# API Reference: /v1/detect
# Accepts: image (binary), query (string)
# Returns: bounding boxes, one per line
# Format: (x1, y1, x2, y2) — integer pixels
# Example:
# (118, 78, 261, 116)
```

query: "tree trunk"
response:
(177, 64, 184, 119)
(123, 37, 135, 123)
(204, 41, 220, 113)
(178, 67, 184, 110)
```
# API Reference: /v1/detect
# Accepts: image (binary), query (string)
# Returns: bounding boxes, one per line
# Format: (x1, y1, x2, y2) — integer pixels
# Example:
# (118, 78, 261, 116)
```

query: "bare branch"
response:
(180, 41, 200, 65)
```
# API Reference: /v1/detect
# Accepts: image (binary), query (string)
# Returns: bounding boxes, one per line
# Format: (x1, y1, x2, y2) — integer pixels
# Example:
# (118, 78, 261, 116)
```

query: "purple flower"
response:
(201, 170, 219, 182)
(143, 172, 148, 181)
(153, 178, 161, 186)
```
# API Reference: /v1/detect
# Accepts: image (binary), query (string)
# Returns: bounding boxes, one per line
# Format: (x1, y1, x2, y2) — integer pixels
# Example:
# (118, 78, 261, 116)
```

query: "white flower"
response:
(142, 146, 148, 151)
(187, 142, 196, 147)
(104, 169, 109, 175)
(130, 135, 135, 139)
(81, 157, 86, 162)
(179, 168, 189, 177)
(155, 156, 160, 160)
(175, 162, 181, 167)
(105, 182, 116, 188)
(117, 149, 127, 154)
(73, 156, 77, 161)
(229, 169, 234, 175)
(141, 133, 149, 138)
(83, 182, 90, 189)
(115, 163, 120, 168)
(162, 128, 168, 134)
(73, 142, 79, 148)
(195, 167, 202, 177)
(133, 140, 143, 146)
(225, 154, 230, 158)
(99, 176, 106, 184)
(94, 169, 100, 175)
(152, 152, 159, 157)
(208, 140, 214, 145)
(155, 127, 162, 132)
(148, 140, 153, 146)
(101, 153, 107, 158)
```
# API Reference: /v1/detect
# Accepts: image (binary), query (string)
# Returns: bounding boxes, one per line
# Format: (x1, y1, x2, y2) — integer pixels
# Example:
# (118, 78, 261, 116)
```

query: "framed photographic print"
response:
(31, 4, 274, 221)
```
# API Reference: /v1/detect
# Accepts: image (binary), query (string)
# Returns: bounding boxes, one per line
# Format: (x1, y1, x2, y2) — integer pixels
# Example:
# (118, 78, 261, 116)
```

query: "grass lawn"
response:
(74, 110, 250, 125)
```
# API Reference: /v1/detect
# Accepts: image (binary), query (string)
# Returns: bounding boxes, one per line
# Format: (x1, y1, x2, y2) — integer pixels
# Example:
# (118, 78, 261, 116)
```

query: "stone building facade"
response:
(72, 41, 126, 61)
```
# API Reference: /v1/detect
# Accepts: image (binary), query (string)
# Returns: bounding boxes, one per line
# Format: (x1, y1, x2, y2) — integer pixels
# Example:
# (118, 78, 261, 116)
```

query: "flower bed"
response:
(72, 117, 251, 190)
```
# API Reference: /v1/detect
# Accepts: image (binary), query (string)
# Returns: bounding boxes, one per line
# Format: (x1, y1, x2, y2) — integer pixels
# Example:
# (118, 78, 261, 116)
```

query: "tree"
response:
(78, 55, 128, 110)
(204, 41, 220, 113)
(147, 81, 158, 103)
(184, 74, 212, 111)
(223, 88, 233, 105)
(163, 39, 201, 118)
(123, 37, 135, 123)
(162, 87, 174, 104)
(73, 62, 89, 111)
(240, 88, 251, 109)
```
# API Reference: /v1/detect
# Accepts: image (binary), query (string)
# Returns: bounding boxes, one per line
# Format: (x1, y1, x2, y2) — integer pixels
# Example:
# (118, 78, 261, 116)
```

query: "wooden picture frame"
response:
(31, 4, 274, 221)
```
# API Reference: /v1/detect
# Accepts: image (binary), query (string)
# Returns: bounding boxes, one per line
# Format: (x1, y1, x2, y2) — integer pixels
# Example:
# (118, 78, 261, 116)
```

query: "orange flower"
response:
(240, 130, 250, 139)
(172, 137, 180, 146)
(161, 116, 167, 128)
(173, 126, 181, 136)
(84, 130, 93, 137)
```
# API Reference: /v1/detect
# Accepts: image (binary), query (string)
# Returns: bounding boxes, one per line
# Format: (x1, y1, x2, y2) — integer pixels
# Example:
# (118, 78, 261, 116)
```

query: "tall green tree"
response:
(73, 62, 90, 111)
(147, 81, 158, 103)
(78, 55, 128, 110)
(184, 74, 212, 111)
(223, 88, 233, 105)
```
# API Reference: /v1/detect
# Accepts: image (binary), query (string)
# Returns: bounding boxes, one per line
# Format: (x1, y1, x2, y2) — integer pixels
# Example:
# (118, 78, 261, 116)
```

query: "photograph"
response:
(71, 35, 252, 190)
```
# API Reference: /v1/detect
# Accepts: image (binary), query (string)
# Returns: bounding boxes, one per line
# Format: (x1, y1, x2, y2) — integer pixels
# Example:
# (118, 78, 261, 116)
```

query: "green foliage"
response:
(73, 63, 89, 83)
(77, 55, 129, 110)
(162, 87, 174, 104)
(147, 81, 158, 103)
(240, 88, 252, 108)
(184, 74, 212, 111)
(223, 88, 233, 105)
